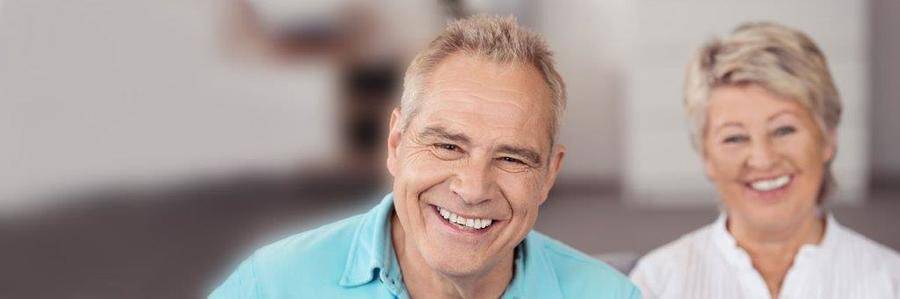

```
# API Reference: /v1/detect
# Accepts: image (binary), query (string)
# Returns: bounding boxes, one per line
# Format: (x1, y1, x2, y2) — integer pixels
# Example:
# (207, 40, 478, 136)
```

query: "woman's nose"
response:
(746, 138, 779, 170)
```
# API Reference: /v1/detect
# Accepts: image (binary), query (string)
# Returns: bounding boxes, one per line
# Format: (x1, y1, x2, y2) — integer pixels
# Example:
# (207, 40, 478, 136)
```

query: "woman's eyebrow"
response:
(712, 122, 745, 134)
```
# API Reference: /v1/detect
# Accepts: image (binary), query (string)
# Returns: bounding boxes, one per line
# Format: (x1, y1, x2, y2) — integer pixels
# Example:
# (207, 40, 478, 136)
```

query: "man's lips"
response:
(429, 204, 498, 232)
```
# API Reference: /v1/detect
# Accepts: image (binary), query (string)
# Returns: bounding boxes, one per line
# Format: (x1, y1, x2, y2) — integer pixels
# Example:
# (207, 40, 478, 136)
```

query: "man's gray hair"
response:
(398, 15, 566, 143)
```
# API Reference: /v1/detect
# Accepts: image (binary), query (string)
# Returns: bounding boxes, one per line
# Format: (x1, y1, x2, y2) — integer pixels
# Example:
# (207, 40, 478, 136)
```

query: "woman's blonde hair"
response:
(683, 22, 842, 201)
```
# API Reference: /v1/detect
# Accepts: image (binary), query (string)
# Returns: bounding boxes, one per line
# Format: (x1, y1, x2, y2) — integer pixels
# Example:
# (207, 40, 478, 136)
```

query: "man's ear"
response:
(386, 108, 402, 176)
(539, 144, 566, 205)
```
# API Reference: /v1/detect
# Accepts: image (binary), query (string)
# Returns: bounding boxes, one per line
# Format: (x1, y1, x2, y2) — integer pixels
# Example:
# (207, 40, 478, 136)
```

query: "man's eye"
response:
(723, 135, 748, 144)
(499, 157, 526, 165)
(431, 143, 464, 160)
(435, 143, 458, 151)
(773, 126, 796, 137)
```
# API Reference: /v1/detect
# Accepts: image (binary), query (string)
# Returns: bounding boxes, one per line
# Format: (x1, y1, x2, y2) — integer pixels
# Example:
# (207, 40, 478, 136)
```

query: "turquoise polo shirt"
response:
(210, 194, 640, 298)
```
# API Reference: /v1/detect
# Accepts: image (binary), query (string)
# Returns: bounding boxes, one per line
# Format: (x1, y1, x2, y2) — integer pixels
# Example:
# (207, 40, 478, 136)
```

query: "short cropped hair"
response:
(683, 22, 842, 201)
(398, 15, 566, 143)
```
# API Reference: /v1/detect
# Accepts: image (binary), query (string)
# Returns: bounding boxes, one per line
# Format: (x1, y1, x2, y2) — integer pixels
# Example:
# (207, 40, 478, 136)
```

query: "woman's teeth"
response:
(438, 206, 493, 230)
(750, 175, 791, 191)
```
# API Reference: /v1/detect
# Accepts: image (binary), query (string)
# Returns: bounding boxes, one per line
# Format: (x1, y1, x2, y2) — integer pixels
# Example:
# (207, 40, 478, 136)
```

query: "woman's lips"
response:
(742, 174, 793, 201)
(746, 174, 792, 191)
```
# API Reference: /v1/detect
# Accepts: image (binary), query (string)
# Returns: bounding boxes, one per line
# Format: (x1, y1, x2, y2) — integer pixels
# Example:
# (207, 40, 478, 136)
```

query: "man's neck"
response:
(390, 213, 514, 299)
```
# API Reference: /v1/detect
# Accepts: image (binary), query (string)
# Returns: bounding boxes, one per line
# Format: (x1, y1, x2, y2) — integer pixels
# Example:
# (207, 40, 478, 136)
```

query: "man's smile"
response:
(427, 204, 503, 237)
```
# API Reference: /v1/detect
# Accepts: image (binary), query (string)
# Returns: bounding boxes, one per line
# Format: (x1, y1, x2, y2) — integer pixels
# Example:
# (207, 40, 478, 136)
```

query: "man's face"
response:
(387, 53, 565, 277)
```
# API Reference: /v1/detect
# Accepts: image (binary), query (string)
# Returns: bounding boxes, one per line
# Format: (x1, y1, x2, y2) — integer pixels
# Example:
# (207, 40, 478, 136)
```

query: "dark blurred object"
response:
(226, 0, 402, 177)
(340, 61, 400, 169)
(227, 0, 356, 58)
(440, 0, 470, 19)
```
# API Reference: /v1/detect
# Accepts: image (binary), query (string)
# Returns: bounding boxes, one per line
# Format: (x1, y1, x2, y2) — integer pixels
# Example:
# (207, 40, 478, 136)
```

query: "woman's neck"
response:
(727, 210, 826, 298)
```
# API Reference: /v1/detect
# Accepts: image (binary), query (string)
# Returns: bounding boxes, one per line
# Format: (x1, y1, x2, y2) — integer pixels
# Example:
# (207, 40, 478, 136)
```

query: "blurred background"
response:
(1, 0, 898, 298)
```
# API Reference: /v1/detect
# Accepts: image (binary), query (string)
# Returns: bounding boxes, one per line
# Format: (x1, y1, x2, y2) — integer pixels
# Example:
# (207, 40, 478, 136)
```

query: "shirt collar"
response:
(503, 232, 565, 298)
(337, 193, 562, 298)
(711, 213, 755, 268)
(339, 193, 398, 288)
(712, 211, 844, 267)
(797, 213, 842, 256)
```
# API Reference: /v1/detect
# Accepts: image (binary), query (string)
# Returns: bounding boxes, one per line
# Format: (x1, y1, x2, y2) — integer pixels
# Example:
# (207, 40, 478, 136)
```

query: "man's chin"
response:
(420, 246, 491, 277)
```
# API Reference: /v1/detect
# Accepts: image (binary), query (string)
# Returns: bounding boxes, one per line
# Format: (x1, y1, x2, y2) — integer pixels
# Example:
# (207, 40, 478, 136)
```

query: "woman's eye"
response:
(722, 135, 748, 144)
(773, 126, 796, 136)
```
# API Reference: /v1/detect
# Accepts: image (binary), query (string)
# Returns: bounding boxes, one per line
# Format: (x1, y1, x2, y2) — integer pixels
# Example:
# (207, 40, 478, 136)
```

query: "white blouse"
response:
(630, 214, 900, 299)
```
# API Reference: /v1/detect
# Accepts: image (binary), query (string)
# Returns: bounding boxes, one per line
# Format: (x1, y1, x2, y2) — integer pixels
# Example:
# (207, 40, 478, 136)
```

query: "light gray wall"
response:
(0, 1, 340, 211)
(870, 0, 900, 184)
(536, 0, 632, 183)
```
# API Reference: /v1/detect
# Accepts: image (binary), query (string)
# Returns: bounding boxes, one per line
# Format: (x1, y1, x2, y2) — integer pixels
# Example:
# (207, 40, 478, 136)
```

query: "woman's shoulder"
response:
(635, 222, 718, 269)
(829, 222, 900, 273)
(629, 222, 719, 287)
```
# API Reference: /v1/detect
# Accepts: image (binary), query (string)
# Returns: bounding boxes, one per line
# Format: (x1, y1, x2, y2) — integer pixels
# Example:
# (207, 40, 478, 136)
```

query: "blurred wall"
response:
(870, 0, 900, 186)
(536, 0, 631, 184)
(0, 0, 341, 211)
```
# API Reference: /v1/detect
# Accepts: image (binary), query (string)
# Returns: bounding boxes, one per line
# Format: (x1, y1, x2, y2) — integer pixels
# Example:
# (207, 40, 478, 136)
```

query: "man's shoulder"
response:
(527, 231, 640, 298)
(210, 213, 368, 298)
(251, 213, 365, 276)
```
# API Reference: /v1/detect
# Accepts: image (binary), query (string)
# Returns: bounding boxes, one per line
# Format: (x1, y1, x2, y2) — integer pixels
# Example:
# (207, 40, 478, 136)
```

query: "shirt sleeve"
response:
(209, 256, 261, 299)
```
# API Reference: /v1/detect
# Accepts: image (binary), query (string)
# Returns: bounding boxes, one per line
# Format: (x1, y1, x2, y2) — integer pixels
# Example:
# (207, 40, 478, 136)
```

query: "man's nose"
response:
(449, 158, 496, 205)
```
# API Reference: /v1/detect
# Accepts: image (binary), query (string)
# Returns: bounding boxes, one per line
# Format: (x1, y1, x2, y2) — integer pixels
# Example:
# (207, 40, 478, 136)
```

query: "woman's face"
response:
(703, 85, 834, 232)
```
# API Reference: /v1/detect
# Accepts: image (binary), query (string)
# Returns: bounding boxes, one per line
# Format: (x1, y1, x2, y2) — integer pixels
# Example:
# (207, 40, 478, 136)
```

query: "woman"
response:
(629, 22, 900, 298)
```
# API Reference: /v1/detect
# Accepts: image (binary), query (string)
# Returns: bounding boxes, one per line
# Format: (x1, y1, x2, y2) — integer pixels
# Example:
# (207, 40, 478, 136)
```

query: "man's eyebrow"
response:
(418, 126, 471, 144)
(497, 144, 542, 165)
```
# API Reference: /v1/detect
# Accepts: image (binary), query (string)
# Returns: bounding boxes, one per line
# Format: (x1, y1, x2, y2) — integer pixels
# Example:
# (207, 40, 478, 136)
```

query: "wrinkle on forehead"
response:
(412, 54, 554, 147)
(418, 97, 550, 153)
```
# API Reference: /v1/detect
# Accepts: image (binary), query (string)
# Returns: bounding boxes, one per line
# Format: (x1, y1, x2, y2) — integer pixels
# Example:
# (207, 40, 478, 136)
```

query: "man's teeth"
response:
(750, 175, 791, 191)
(438, 207, 493, 229)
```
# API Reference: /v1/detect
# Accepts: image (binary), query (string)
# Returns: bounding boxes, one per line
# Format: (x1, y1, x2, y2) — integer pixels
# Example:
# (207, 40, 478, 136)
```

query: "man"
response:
(210, 15, 639, 299)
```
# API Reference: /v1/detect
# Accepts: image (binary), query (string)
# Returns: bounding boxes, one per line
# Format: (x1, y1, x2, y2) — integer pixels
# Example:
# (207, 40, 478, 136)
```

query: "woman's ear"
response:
(702, 143, 719, 181)
(822, 128, 837, 163)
